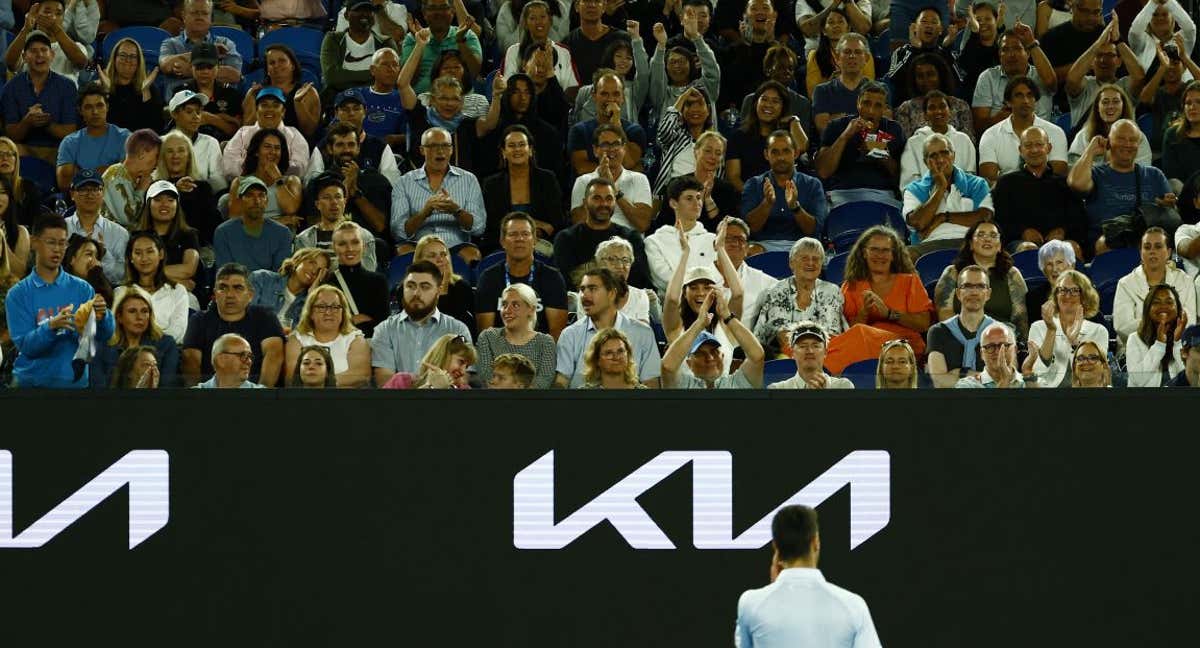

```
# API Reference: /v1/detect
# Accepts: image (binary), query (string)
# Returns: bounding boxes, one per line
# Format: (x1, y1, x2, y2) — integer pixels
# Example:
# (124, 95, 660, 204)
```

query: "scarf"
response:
(946, 313, 994, 373)
(426, 105, 465, 133)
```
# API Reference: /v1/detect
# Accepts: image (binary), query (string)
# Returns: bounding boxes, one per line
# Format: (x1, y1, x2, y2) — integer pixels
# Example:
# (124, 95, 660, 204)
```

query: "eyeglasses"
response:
(1055, 287, 1082, 296)
(73, 186, 102, 195)
(981, 342, 1013, 353)
(959, 282, 989, 292)
(312, 303, 344, 312)
(0, 151, 15, 159)
(219, 351, 254, 362)
(1075, 354, 1103, 364)
(599, 255, 633, 266)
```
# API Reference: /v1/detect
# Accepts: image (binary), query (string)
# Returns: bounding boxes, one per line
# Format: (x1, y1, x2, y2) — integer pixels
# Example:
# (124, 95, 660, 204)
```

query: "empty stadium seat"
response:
(258, 27, 324, 72)
(823, 251, 848, 285)
(101, 26, 171, 67)
(1011, 249, 1042, 280)
(914, 248, 956, 288)
(825, 201, 906, 252)
(210, 26, 257, 70)
(838, 358, 878, 389)
(745, 251, 791, 279)
(386, 253, 414, 291)
(18, 156, 55, 194)
(1085, 247, 1140, 290)
(763, 359, 795, 384)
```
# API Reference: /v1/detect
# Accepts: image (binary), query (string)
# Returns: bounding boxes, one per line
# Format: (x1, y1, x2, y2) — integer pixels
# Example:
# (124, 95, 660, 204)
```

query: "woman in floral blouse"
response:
(752, 237, 847, 359)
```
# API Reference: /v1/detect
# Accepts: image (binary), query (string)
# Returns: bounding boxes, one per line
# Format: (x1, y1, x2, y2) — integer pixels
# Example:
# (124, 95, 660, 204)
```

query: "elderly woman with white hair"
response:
(1024, 239, 1077, 319)
(1023, 270, 1110, 388)
(590, 236, 661, 324)
(476, 283, 558, 388)
(751, 237, 847, 358)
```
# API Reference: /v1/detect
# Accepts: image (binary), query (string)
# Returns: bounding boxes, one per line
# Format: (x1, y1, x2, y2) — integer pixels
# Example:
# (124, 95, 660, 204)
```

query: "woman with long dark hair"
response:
(133, 181, 200, 292)
(895, 53, 974, 138)
(496, 0, 569, 53)
(290, 345, 338, 388)
(932, 221, 1030, 338)
(477, 73, 565, 182)
(653, 86, 717, 195)
(501, 0, 579, 95)
(1162, 80, 1200, 184)
(241, 44, 321, 138)
(661, 220, 744, 373)
(480, 126, 565, 253)
(648, 17, 719, 118)
(109, 345, 162, 389)
(121, 230, 191, 342)
(228, 128, 303, 227)
(1126, 283, 1189, 387)
(1068, 84, 1150, 165)
(0, 176, 29, 280)
(726, 80, 798, 192)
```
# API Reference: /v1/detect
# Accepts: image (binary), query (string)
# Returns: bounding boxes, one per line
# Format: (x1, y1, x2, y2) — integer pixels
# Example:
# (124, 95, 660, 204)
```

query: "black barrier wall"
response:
(1, 390, 1198, 646)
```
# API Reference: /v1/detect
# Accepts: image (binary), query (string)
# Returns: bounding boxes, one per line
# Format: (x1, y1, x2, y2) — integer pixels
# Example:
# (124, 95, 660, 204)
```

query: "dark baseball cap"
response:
(190, 42, 219, 67)
(347, 0, 380, 10)
(71, 168, 103, 189)
(24, 31, 52, 50)
(790, 322, 828, 346)
(1181, 325, 1200, 349)
(334, 88, 365, 108)
(310, 171, 346, 196)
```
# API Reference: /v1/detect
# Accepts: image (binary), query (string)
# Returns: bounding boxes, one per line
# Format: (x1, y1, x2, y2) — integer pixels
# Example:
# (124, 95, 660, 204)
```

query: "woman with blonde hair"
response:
(90, 285, 180, 388)
(285, 285, 371, 388)
(100, 37, 165, 133)
(0, 137, 44, 227)
(580, 328, 645, 389)
(1024, 270, 1109, 387)
(381, 333, 477, 389)
(876, 339, 918, 388)
(413, 234, 476, 338)
(1070, 339, 1113, 388)
(250, 247, 332, 329)
(153, 130, 221, 245)
(476, 283, 557, 388)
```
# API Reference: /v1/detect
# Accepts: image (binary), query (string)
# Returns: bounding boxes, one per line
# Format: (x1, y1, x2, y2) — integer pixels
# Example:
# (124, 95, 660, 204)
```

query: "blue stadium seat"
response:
(823, 251, 849, 285)
(1098, 280, 1119, 318)
(451, 254, 473, 284)
(477, 250, 507, 277)
(1011, 249, 1042, 281)
(259, 27, 325, 71)
(101, 27, 171, 67)
(1137, 113, 1153, 141)
(839, 358, 878, 389)
(1085, 247, 1140, 290)
(18, 156, 55, 194)
(745, 251, 791, 279)
(914, 248, 956, 288)
(763, 359, 795, 385)
(387, 253, 414, 291)
(210, 26, 257, 71)
(1054, 112, 1073, 137)
(825, 201, 906, 252)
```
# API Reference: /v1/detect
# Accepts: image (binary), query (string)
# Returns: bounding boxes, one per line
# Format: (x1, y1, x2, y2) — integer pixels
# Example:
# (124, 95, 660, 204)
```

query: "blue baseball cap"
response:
(334, 88, 364, 108)
(1181, 325, 1200, 349)
(255, 86, 287, 104)
(71, 168, 103, 189)
(689, 331, 722, 355)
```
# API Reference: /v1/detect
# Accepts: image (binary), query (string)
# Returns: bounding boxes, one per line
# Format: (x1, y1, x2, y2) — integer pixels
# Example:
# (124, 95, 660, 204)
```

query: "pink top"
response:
(380, 373, 471, 390)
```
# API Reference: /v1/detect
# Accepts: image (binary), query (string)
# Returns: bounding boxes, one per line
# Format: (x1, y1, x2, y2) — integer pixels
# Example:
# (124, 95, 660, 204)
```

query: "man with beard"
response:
(295, 172, 379, 271)
(5, 215, 113, 388)
(553, 177, 653, 289)
(303, 117, 396, 254)
(182, 263, 285, 387)
(739, 131, 827, 254)
(569, 123, 652, 231)
(973, 28, 1059, 133)
(474, 213, 568, 338)
(554, 266, 661, 387)
(321, 0, 401, 104)
(65, 169, 129, 286)
(391, 126, 486, 264)
(213, 176, 293, 272)
(815, 82, 907, 208)
(978, 76, 1069, 186)
(371, 259, 471, 383)
(323, 221, 389, 338)
(902, 133, 993, 259)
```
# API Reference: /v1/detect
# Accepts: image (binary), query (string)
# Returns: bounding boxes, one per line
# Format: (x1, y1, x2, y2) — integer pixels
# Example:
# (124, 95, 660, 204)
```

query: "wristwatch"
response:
(887, 309, 901, 322)
(722, 314, 736, 325)
(615, 190, 626, 201)
(1026, 40, 1041, 50)
(788, 202, 802, 212)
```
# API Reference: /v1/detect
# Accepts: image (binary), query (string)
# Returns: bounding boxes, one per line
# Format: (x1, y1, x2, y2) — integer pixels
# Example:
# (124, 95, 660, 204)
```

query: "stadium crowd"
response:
(2, 0, 1200, 390)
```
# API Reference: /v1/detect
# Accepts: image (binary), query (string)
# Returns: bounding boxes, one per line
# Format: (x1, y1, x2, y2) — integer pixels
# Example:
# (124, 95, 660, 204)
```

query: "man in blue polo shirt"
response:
(4, 215, 114, 388)
(554, 267, 661, 388)
(0, 30, 78, 162)
(55, 83, 130, 191)
(740, 130, 827, 253)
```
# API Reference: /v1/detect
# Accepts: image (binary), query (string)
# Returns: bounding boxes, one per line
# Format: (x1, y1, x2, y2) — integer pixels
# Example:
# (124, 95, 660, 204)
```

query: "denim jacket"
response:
(249, 270, 307, 325)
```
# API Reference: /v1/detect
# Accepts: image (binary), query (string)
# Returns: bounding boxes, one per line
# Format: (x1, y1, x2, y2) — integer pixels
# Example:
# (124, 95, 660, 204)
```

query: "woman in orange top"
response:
(829, 226, 933, 374)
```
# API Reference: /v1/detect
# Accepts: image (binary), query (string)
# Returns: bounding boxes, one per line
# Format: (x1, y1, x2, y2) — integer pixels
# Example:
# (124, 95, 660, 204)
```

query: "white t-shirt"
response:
(570, 169, 653, 231)
(294, 329, 364, 375)
(343, 34, 377, 73)
(336, 2, 408, 41)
